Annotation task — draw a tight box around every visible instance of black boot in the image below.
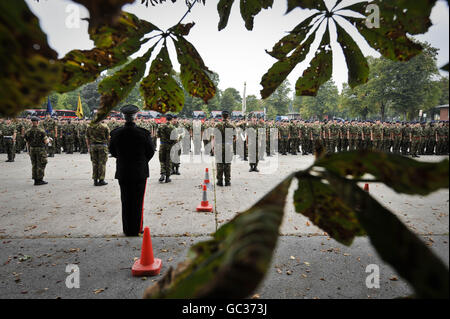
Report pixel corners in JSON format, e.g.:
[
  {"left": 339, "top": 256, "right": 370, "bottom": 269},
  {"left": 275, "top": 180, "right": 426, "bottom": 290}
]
[
  {"left": 94, "top": 179, "right": 98, "bottom": 186},
  {"left": 175, "top": 166, "right": 181, "bottom": 175},
  {"left": 225, "top": 181, "right": 231, "bottom": 187},
  {"left": 254, "top": 166, "right": 260, "bottom": 172},
  {"left": 35, "top": 180, "right": 48, "bottom": 186},
  {"left": 98, "top": 180, "right": 108, "bottom": 186},
  {"left": 159, "top": 175, "right": 165, "bottom": 183},
  {"left": 217, "top": 180, "right": 224, "bottom": 187},
  {"left": 249, "top": 164, "right": 254, "bottom": 172},
  {"left": 165, "top": 175, "right": 171, "bottom": 183}
]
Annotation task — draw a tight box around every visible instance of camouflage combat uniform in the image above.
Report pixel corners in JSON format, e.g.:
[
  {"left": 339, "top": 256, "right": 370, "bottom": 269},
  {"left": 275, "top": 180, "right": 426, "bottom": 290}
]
[
  {"left": 24, "top": 125, "right": 48, "bottom": 181},
  {"left": 86, "top": 122, "right": 110, "bottom": 181}
]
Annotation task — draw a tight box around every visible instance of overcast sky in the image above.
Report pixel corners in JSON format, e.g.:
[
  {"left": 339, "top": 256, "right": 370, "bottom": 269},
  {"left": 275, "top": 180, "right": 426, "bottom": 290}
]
[{"left": 26, "top": 0, "right": 449, "bottom": 98}]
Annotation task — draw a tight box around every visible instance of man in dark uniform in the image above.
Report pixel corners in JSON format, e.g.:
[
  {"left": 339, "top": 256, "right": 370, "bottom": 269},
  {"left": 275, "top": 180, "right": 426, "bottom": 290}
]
[{"left": 109, "top": 105, "right": 155, "bottom": 237}]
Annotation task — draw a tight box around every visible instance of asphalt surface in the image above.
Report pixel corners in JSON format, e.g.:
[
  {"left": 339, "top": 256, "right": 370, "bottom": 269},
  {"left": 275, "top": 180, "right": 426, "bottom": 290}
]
[{"left": 0, "top": 151, "right": 448, "bottom": 299}]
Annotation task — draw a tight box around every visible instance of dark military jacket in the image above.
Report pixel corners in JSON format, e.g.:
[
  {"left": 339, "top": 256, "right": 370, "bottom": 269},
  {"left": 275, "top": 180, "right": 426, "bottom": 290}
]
[{"left": 109, "top": 122, "right": 155, "bottom": 180}]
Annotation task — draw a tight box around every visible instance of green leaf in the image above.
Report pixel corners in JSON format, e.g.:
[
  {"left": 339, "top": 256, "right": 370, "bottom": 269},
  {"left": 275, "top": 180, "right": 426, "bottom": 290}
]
[
  {"left": 95, "top": 45, "right": 156, "bottom": 123},
  {"left": 441, "top": 63, "right": 449, "bottom": 72},
  {"left": 315, "top": 151, "right": 449, "bottom": 196},
  {"left": 327, "top": 173, "right": 449, "bottom": 299},
  {"left": 294, "top": 175, "right": 365, "bottom": 245},
  {"left": 140, "top": 44, "right": 185, "bottom": 114},
  {"left": 286, "top": 0, "right": 326, "bottom": 13},
  {"left": 0, "top": 0, "right": 61, "bottom": 117},
  {"left": 72, "top": 0, "right": 135, "bottom": 28},
  {"left": 168, "top": 22, "right": 196, "bottom": 36},
  {"left": 261, "top": 30, "right": 316, "bottom": 99},
  {"left": 143, "top": 178, "right": 292, "bottom": 299},
  {"left": 295, "top": 26, "right": 332, "bottom": 96},
  {"left": 89, "top": 11, "right": 159, "bottom": 49},
  {"left": 335, "top": 23, "right": 369, "bottom": 88},
  {"left": 56, "top": 12, "right": 156, "bottom": 93},
  {"left": 174, "top": 36, "right": 216, "bottom": 103},
  {"left": 240, "top": 0, "right": 274, "bottom": 31},
  {"left": 266, "top": 12, "right": 322, "bottom": 60},
  {"left": 342, "top": 0, "right": 433, "bottom": 62},
  {"left": 217, "top": 0, "right": 235, "bottom": 31}
]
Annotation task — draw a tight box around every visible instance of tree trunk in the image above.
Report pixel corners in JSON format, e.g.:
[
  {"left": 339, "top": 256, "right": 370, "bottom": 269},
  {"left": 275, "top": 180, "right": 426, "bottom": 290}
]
[{"left": 380, "top": 102, "right": 385, "bottom": 121}]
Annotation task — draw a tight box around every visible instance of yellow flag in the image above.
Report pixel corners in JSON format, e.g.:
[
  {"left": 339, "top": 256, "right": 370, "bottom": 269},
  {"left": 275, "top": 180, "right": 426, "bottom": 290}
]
[{"left": 76, "top": 95, "right": 84, "bottom": 119}]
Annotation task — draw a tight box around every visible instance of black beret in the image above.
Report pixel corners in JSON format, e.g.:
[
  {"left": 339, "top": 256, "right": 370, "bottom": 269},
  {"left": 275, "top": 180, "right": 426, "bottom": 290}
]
[
  {"left": 31, "top": 116, "right": 40, "bottom": 122},
  {"left": 166, "top": 114, "right": 173, "bottom": 121},
  {"left": 120, "top": 104, "right": 139, "bottom": 115},
  {"left": 222, "top": 110, "right": 229, "bottom": 117}
]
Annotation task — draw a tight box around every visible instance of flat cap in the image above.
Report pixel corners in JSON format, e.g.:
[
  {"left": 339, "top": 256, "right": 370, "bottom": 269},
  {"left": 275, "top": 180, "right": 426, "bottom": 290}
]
[{"left": 120, "top": 104, "right": 139, "bottom": 115}]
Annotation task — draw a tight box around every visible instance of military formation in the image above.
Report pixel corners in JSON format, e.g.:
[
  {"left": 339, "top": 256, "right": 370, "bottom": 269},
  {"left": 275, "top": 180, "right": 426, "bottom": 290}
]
[{"left": 1, "top": 115, "right": 449, "bottom": 187}]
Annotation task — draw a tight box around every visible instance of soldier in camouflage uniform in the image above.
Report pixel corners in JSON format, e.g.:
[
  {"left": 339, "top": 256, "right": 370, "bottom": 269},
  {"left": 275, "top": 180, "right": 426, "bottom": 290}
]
[
  {"left": 86, "top": 120, "right": 110, "bottom": 186},
  {"left": 278, "top": 121, "right": 289, "bottom": 155},
  {"left": 63, "top": 119, "right": 76, "bottom": 154},
  {"left": 424, "top": 122, "right": 436, "bottom": 155},
  {"left": 157, "top": 114, "right": 176, "bottom": 183},
  {"left": 348, "top": 121, "right": 359, "bottom": 151},
  {"left": 214, "top": 111, "right": 235, "bottom": 186},
  {"left": 371, "top": 120, "right": 383, "bottom": 151},
  {"left": 78, "top": 119, "right": 88, "bottom": 154},
  {"left": 55, "top": 119, "right": 63, "bottom": 154},
  {"left": 289, "top": 120, "right": 299, "bottom": 155},
  {"left": 436, "top": 121, "right": 446, "bottom": 155},
  {"left": 42, "top": 114, "right": 57, "bottom": 157},
  {"left": 24, "top": 117, "right": 49, "bottom": 185},
  {"left": 392, "top": 121, "right": 403, "bottom": 154},
  {"left": 1, "top": 119, "right": 16, "bottom": 162},
  {"left": 419, "top": 122, "right": 427, "bottom": 155},
  {"left": 410, "top": 122, "right": 422, "bottom": 158},
  {"left": 13, "top": 119, "right": 25, "bottom": 154},
  {"left": 327, "top": 119, "right": 339, "bottom": 154},
  {"left": 401, "top": 122, "right": 411, "bottom": 155}
]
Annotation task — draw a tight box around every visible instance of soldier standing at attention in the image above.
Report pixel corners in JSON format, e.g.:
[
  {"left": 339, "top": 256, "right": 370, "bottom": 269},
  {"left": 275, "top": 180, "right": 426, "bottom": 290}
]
[
  {"left": 43, "top": 114, "right": 57, "bottom": 157},
  {"left": 109, "top": 105, "right": 155, "bottom": 236},
  {"left": 78, "top": 119, "right": 88, "bottom": 154},
  {"left": 157, "top": 114, "right": 176, "bottom": 183},
  {"left": 86, "top": 120, "right": 110, "bottom": 186},
  {"left": 248, "top": 116, "right": 261, "bottom": 172},
  {"left": 213, "top": 111, "right": 235, "bottom": 186},
  {"left": 24, "top": 117, "right": 49, "bottom": 185},
  {"left": 289, "top": 120, "right": 299, "bottom": 155},
  {"left": 2, "top": 118, "right": 16, "bottom": 162},
  {"left": 64, "top": 119, "right": 76, "bottom": 154}
]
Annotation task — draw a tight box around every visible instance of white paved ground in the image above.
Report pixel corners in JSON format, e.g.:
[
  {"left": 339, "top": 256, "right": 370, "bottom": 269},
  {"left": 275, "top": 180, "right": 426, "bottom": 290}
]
[
  {"left": 0, "top": 150, "right": 448, "bottom": 299},
  {"left": 0, "top": 151, "right": 448, "bottom": 239}
]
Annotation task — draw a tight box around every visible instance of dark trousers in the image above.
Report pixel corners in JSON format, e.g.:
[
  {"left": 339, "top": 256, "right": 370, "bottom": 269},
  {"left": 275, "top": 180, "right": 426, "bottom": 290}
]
[{"left": 119, "top": 178, "right": 147, "bottom": 236}]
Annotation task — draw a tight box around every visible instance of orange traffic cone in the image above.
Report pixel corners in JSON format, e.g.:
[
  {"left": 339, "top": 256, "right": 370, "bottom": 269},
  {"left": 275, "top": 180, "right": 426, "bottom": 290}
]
[
  {"left": 132, "top": 227, "right": 162, "bottom": 277},
  {"left": 196, "top": 184, "right": 213, "bottom": 212},
  {"left": 204, "top": 168, "right": 211, "bottom": 189},
  {"left": 364, "top": 183, "right": 369, "bottom": 192}
]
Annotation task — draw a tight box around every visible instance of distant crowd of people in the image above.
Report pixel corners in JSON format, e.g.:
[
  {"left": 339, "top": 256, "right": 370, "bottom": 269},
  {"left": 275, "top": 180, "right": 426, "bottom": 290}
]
[{"left": 1, "top": 116, "right": 449, "bottom": 163}]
